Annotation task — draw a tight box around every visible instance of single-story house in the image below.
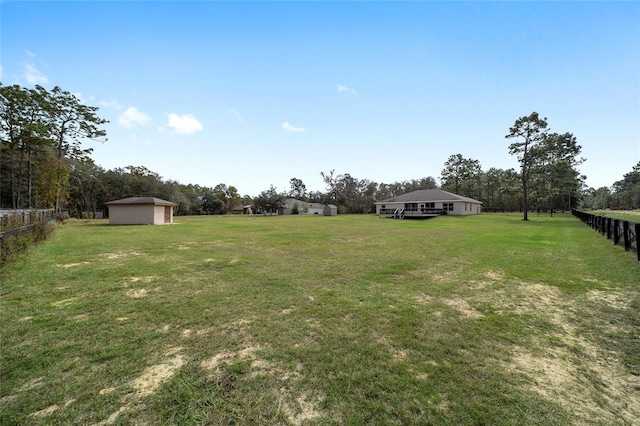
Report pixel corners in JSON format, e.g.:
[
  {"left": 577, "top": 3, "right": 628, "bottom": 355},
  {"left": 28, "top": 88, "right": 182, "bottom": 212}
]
[
  {"left": 231, "top": 205, "right": 254, "bottom": 214},
  {"left": 105, "top": 197, "right": 177, "bottom": 225},
  {"left": 375, "top": 189, "right": 482, "bottom": 218},
  {"left": 280, "top": 198, "right": 333, "bottom": 215}
]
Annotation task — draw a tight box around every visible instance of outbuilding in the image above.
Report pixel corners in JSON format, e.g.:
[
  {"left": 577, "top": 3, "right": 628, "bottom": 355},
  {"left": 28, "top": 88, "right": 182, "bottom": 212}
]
[
  {"left": 106, "top": 197, "right": 177, "bottom": 225},
  {"left": 323, "top": 204, "right": 338, "bottom": 216}
]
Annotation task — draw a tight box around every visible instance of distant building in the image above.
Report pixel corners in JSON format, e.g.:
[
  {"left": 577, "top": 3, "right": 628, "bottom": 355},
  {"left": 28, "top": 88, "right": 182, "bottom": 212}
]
[
  {"left": 232, "top": 205, "right": 254, "bottom": 214},
  {"left": 105, "top": 197, "right": 177, "bottom": 225},
  {"left": 280, "top": 198, "right": 334, "bottom": 215},
  {"left": 375, "top": 189, "right": 482, "bottom": 219},
  {"left": 323, "top": 204, "right": 337, "bottom": 216}
]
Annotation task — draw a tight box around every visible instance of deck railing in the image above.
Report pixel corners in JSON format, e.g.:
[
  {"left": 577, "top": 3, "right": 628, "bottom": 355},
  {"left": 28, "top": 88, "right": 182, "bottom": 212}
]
[{"left": 379, "top": 208, "right": 444, "bottom": 218}]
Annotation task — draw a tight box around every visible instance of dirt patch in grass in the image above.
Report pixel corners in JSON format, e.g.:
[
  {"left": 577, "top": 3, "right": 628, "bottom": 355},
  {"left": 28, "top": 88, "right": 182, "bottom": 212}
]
[
  {"left": 97, "top": 349, "right": 186, "bottom": 425},
  {"left": 442, "top": 298, "right": 484, "bottom": 319},
  {"left": 586, "top": 289, "right": 629, "bottom": 310},
  {"left": 131, "top": 354, "right": 186, "bottom": 398},
  {"left": 280, "top": 393, "right": 323, "bottom": 425},
  {"left": 101, "top": 252, "right": 143, "bottom": 260},
  {"left": 52, "top": 296, "right": 81, "bottom": 307},
  {"left": 126, "top": 288, "right": 147, "bottom": 298},
  {"left": 200, "top": 346, "right": 261, "bottom": 372},
  {"left": 28, "top": 399, "right": 75, "bottom": 419},
  {"left": 57, "top": 262, "right": 90, "bottom": 268},
  {"left": 200, "top": 344, "right": 325, "bottom": 424},
  {"left": 496, "top": 282, "right": 640, "bottom": 424}
]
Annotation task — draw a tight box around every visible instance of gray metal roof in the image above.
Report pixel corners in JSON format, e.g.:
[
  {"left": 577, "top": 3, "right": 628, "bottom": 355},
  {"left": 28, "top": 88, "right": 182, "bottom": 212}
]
[
  {"left": 105, "top": 197, "right": 178, "bottom": 206},
  {"left": 375, "top": 189, "right": 482, "bottom": 204}
]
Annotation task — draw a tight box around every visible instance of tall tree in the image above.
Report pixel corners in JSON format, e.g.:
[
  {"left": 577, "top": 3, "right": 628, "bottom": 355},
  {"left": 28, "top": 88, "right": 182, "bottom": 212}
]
[
  {"left": 288, "top": 177, "right": 307, "bottom": 200},
  {"left": 506, "top": 112, "right": 549, "bottom": 220},
  {"left": 440, "top": 154, "right": 482, "bottom": 198},
  {"left": 0, "top": 84, "right": 50, "bottom": 208},
  {"left": 40, "top": 85, "right": 108, "bottom": 211},
  {"left": 534, "top": 132, "right": 583, "bottom": 212}
]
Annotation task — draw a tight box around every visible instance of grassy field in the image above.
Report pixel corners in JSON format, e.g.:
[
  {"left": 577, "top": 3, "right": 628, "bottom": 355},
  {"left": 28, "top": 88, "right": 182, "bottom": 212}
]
[
  {"left": 1, "top": 213, "right": 639, "bottom": 425},
  {"left": 588, "top": 210, "right": 640, "bottom": 222}
]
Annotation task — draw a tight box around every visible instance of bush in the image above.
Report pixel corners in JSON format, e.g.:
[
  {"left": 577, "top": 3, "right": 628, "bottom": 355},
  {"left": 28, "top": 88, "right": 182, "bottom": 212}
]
[{"left": 0, "top": 220, "right": 57, "bottom": 267}]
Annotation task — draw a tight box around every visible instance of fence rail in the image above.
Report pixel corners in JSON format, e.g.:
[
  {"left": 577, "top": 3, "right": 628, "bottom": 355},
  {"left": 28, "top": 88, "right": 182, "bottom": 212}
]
[
  {"left": 572, "top": 209, "right": 639, "bottom": 261},
  {"left": 0, "top": 209, "right": 55, "bottom": 232},
  {"left": 0, "top": 210, "right": 57, "bottom": 267}
]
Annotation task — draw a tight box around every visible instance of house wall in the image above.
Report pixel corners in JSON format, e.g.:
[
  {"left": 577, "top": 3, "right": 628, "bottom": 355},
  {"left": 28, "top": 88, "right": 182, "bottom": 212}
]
[
  {"left": 376, "top": 202, "right": 404, "bottom": 215},
  {"left": 153, "top": 205, "right": 174, "bottom": 224},
  {"left": 109, "top": 205, "right": 155, "bottom": 225}
]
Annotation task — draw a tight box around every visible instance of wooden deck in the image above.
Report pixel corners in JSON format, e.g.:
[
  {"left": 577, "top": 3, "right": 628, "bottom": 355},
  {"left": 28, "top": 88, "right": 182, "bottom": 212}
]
[{"left": 379, "top": 208, "right": 444, "bottom": 219}]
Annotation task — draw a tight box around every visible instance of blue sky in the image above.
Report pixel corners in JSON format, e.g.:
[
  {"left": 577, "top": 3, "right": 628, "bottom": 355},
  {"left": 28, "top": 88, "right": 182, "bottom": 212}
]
[{"left": 2, "top": 1, "right": 638, "bottom": 197}]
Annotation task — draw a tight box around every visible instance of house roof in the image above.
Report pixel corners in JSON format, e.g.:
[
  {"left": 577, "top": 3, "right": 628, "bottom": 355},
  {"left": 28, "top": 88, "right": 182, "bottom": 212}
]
[
  {"left": 106, "top": 197, "right": 178, "bottom": 207},
  {"left": 375, "top": 189, "right": 482, "bottom": 204}
]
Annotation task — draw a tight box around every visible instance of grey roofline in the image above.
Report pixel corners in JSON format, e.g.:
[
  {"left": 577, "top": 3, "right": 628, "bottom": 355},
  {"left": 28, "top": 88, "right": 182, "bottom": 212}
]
[
  {"left": 374, "top": 189, "right": 483, "bottom": 205},
  {"left": 105, "top": 197, "right": 178, "bottom": 207}
]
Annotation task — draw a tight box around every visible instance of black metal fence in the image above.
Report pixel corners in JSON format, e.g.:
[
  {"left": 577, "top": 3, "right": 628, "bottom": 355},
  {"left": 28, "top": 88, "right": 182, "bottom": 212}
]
[{"left": 572, "top": 209, "right": 639, "bottom": 261}]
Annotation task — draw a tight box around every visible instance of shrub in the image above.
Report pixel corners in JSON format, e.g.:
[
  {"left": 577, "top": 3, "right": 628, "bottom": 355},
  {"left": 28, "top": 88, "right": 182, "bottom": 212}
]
[{"left": 0, "top": 220, "right": 57, "bottom": 267}]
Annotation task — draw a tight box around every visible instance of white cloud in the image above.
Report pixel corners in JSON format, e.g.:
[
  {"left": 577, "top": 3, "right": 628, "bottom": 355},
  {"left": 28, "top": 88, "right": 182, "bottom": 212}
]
[
  {"left": 337, "top": 84, "right": 357, "bottom": 96},
  {"left": 119, "top": 107, "right": 151, "bottom": 128},
  {"left": 282, "top": 121, "right": 305, "bottom": 133},
  {"left": 23, "top": 50, "right": 48, "bottom": 85},
  {"left": 167, "top": 113, "right": 203, "bottom": 134},
  {"left": 99, "top": 98, "right": 123, "bottom": 109},
  {"left": 25, "top": 64, "right": 48, "bottom": 85}
]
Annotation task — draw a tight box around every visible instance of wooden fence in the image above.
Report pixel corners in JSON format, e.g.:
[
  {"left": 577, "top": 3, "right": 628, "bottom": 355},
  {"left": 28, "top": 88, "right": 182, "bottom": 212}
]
[
  {"left": 0, "top": 210, "right": 56, "bottom": 267},
  {"left": 0, "top": 209, "right": 55, "bottom": 232},
  {"left": 572, "top": 209, "right": 640, "bottom": 261}
]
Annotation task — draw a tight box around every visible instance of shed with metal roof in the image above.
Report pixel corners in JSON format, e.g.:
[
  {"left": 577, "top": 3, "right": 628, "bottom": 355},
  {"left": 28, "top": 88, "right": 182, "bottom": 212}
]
[{"left": 105, "top": 197, "right": 177, "bottom": 225}]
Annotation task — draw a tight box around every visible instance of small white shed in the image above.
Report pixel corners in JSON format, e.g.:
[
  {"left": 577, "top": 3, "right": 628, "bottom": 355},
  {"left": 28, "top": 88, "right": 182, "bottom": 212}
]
[{"left": 106, "top": 197, "right": 177, "bottom": 225}]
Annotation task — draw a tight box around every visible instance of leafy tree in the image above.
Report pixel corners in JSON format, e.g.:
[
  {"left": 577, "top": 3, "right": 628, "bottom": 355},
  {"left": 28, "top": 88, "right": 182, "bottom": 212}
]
[
  {"left": 506, "top": 112, "right": 549, "bottom": 220},
  {"left": 38, "top": 86, "right": 108, "bottom": 211},
  {"left": 0, "top": 84, "right": 50, "bottom": 208},
  {"left": 440, "top": 154, "right": 482, "bottom": 198},
  {"left": 589, "top": 186, "right": 612, "bottom": 210},
  {"left": 200, "top": 187, "right": 225, "bottom": 214},
  {"left": 526, "top": 132, "right": 583, "bottom": 214},
  {"left": 66, "top": 158, "right": 106, "bottom": 217},
  {"left": 611, "top": 162, "right": 640, "bottom": 209},
  {"left": 289, "top": 177, "right": 307, "bottom": 200},
  {"left": 37, "top": 157, "right": 69, "bottom": 208},
  {"left": 320, "top": 170, "right": 339, "bottom": 205},
  {"left": 253, "top": 185, "right": 284, "bottom": 214}
]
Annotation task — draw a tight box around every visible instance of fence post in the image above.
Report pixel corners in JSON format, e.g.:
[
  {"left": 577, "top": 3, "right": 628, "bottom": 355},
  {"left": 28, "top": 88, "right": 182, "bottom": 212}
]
[
  {"left": 636, "top": 223, "right": 640, "bottom": 261},
  {"left": 614, "top": 219, "right": 620, "bottom": 245},
  {"left": 606, "top": 217, "right": 612, "bottom": 240},
  {"left": 623, "top": 221, "right": 630, "bottom": 251}
]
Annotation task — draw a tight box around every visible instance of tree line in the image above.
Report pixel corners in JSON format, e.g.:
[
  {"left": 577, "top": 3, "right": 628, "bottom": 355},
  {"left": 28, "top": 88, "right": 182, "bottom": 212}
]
[{"left": 2, "top": 83, "right": 636, "bottom": 217}]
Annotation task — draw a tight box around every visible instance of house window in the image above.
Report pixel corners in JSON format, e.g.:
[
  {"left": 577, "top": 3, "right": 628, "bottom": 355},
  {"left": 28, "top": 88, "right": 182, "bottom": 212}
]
[
  {"left": 405, "top": 203, "right": 418, "bottom": 211},
  {"left": 444, "top": 203, "right": 454, "bottom": 211}
]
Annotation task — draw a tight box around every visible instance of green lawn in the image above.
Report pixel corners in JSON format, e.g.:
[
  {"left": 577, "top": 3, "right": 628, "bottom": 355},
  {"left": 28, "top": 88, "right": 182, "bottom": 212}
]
[
  {"left": 589, "top": 210, "right": 640, "bottom": 222},
  {"left": 1, "top": 213, "right": 639, "bottom": 425}
]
